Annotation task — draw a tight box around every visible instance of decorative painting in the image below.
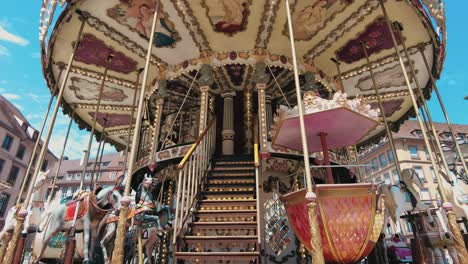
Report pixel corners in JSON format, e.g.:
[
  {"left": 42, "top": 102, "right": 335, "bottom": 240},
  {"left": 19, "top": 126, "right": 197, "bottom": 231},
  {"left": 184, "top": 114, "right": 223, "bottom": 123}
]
[
  {"left": 89, "top": 112, "right": 132, "bottom": 128},
  {"left": 201, "top": 0, "right": 252, "bottom": 36},
  {"left": 69, "top": 77, "right": 128, "bottom": 102},
  {"left": 356, "top": 62, "right": 417, "bottom": 91},
  {"left": 369, "top": 99, "right": 404, "bottom": 118},
  {"left": 107, "top": 0, "right": 180, "bottom": 48},
  {"left": 336, "top": 16, "right": 402, "bottom": 64},
  {"left": 285, "top": 0, "right": 354, "bottom": 41},
  {"left": 224, "top": 64, "right": 246, "bottom": 86},
  {"left": 75, "top": 34, "right": 138, "bottom": 74}
]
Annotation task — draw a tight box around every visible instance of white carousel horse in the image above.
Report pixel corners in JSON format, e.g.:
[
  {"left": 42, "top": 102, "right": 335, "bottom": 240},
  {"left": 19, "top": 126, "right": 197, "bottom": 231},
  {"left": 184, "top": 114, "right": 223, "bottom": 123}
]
[
  {"left": 0, "top": 170, "right": 51, "bottom": 242},
  {"left": 382, "top": 168, "right": 436, "bottom": 234},
  {"left": 33, "top": 185, "right": 123, "bottom": 263}
]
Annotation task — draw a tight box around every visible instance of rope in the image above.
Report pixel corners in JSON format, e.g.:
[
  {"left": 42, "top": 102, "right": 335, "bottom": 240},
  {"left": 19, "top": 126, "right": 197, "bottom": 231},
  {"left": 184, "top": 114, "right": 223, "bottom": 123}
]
[
  {"left": 267, "top": 64, "right": 291, "bottom": 108},
  {"left": 161, "top": 69, "right": 200, "bottom": 149}
]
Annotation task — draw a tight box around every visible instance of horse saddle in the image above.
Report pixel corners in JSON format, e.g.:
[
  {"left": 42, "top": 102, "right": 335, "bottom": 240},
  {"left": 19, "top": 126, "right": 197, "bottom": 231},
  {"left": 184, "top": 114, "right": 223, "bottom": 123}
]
[{"left": 64, "top": 195, "right": 89, "bottom": 222}]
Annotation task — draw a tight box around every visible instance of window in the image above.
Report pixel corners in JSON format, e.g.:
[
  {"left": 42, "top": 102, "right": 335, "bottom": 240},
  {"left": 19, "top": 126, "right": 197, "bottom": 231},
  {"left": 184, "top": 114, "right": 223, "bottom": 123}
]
[
  {"left": 365, "top": 165, "right": 372, "bottom": 176},
  {"left": 371, "top": 159, "right": 379, "bottom": 172},
  {"left": 85, "top": 173, "right": 91, "bottom": 180},
  {"left": 384, "top": 173, "right": 391, "bottom": 185},
  {"left": 408, "top": 146, "right": 419, "bottom": 158},
  {"left": 424, "top": 147, "right": 429, "bottom": 159},
  {"left": 75, "top": 173, "right": 82, "bottom": 180},
  {"left": 0, "top": 193, "right": 10, "bottom": 217},
  {"left": 71, "top": 187, "right": 78, "bottom": 195},
  {"left": 374, "top": 176, "right": 383, "bottom": 184},
  {"left": 405, "top": 220, "right": 413, "bottom": 233},
  {"left": 387, "top": 150, "right": 395, "bottom": 162},
  {"left": 7, "top": 166, "right": 19, "bottom": 186},
  {"left": 102, "top": 161, "right": 110, "bottom": 167},
  {"left": 0, "top": 159, "right": 4, "bottom": 174},
  {"left": 118, "top": 161, "right": 124, "bottom": 167},
  {"left": 61, "top": 188, "right": 68, "bottom": 199},
  {"left": 414, "top": 166, "right": 426, "bottom": 183},
  {"left": 420, "top": 188, "right": 432, "bottom": 206},
  {"left": 1, "top": 135, "right": 13, "bottom": 151},
  {"left": 109, "top": 171, "right": 117, "bottom": 180},
  {"left": 440, "top": 132, "right": 452, "bottom": 139},
  {"left": 430, "top": 167, "right": 438, "bottom": 183},
  {"left": 66, "top": 173, "right": 73, "bottom": 180},
  {"left": 379, "top": 153, "right": 388, "bottom": 167},
  {"left": 386, "top": 225, "right": 393, "bottom": 236},
  {"left": 392, "top": 170, "right": 399, "bottom": 184},
  {"left": 411, "top": 130, "right": 423, "bottom": 138},
  {"left": 16, "top": 144, "right": 26, "bottom": 160},
  {"left": 41, "top": 160, "right": 48, "bottom": 171}
]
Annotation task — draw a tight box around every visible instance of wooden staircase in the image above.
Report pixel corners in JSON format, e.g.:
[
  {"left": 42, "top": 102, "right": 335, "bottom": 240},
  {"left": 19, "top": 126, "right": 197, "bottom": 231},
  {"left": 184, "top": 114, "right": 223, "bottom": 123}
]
[{"left": 174, "top": 156, "right": 260, "bottom": 263}]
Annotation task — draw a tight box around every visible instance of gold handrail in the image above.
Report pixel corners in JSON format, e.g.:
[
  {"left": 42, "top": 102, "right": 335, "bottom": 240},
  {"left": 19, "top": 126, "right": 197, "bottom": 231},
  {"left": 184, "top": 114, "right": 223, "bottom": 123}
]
[{"left": 177, "top": 118, "right": 216, "bottom": 170}]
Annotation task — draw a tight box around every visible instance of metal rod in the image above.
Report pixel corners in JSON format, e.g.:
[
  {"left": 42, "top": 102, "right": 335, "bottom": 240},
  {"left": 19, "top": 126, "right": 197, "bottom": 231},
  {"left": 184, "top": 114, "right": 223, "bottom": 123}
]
[
  {"left": 418, "top": 47, "right": 468, "bottom": 178},
  {"left": 90, "top": 119, "right": 107, "bottom": 190},
  {"left": 16, "top": 68, "right": 63, "bottom": 204},
  {"left": 396, "top": 25, "right": 453, "bottom": 184},
  {"left": 331, "top": 58, "right": 344, "bottom": 92},
  {"left": 361, "top": 41, "right": 403, "bottom": 182},
  {"left": 4, "top": 16, "right": 86, "bottom": 264},
  {"left": 122, "top": 69, "right": 143, "bottom": 176},
  {"left": 378, "top": 1, "right": 468, "bottom": 261},
  {"left": 319, "top": 132, "right": 334, "bottom": 184},
  {"left": 112, "top": 0, "right": 160, "bottom": 261},
  {"left": 72, "top": 53, "right": 112, "bottom": 227},
  {"left": 267, "top": 64, "right": 291, "bottom": 108},
  {"left": 94, "top": 138, "right": 106, "bottom": 189},
  {"left": 47, "top": 110, "right": 74, "bottom": 204},
  {"left": 161, "top": 70, "right": 200, "bottom": 150},
  {"left": 285, "top": 0, "right": 325, "bottom": 262}
]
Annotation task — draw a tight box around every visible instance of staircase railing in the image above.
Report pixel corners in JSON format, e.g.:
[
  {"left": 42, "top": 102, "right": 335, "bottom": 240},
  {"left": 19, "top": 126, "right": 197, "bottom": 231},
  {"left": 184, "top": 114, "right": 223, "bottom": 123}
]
[{"left": 173, "top": 118, "right": 216, "bottom": 244}]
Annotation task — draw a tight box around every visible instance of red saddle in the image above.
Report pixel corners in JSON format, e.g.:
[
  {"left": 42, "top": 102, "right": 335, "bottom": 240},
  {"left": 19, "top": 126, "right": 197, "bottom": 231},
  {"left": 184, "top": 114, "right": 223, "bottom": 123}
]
[{"left": 64, "top": 196, "right": 88, "bottom": 222}]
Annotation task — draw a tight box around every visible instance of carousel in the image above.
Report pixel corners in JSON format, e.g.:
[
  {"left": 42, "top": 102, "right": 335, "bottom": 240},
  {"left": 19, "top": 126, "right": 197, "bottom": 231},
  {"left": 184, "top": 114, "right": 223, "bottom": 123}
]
[{"left": 0, "top": 0, "right": 467, "bottom": 263}]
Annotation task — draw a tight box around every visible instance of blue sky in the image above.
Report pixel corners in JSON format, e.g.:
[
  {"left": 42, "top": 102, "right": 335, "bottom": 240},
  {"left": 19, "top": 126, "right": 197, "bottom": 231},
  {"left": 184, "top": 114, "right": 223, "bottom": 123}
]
[{"left": 0, "top": 1, "right": 467, "bottom": 159}]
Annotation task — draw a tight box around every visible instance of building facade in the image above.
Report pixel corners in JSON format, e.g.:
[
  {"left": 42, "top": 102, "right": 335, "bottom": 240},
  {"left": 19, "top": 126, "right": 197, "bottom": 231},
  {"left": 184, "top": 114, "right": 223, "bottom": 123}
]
[
  {"left": 48, "top": 152, "right": 125, "bottom": 202},
  {"left": 359, "top": 120, "right": 468, "bottom": 237},
  {"left": 0, "top": 95, "right": 58, "bottom": 227}
]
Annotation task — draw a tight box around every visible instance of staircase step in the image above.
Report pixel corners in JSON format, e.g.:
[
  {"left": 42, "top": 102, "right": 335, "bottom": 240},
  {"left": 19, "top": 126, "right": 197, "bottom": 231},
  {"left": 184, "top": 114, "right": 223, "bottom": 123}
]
[
  {"left": 212, "top": 166, "right": 255, "bottom": 172},
  {"left": 199, "top": 199, "right": 256, "bottom": 208},
  {"left": 190, "top": 221, "right": 258, "bottom": 228},
  {"left": 207, "top": 179, "right": 255, "bottom": 185},
  {"left": 206, "top": 182, "right": 254, "bottom": 188},
  {"left": 210, "top": 171, "right": 255, "bottom": 177},
  {"left": 175, "top": 251, "right": 259, "bottom": 261},
  {"left": 184, "top": 235, "right": 258, "bottom": 242},
  {"left": 197, "top": 209, "right": 256, "bottom": 217},
  {"left": 206, "top": 187, "right": 255, "bottom": 192}
]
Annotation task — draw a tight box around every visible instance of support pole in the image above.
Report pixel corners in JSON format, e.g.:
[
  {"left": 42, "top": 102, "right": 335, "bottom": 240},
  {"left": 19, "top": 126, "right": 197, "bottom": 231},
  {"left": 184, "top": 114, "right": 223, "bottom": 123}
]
[
  {"left": 361, "top": 42, "right": 403, "bottom": 180},
  {"left": 319, "top": 132, "right": 333, "bottom": 184},
  {"left": 112, "top": 0, "right": 160, "bottom": 262},
  {"left": 418, "top": 46, "right": 468, "bottom": 178},
  {"left": 4, "top": 17, "right": 86, "bottom": 264},
  {"left": 378, "top": 1, "right": 468, "bottom": 262},
  {"left": 64, "top": 53, "right": 112, "bottom": 263},
  {"left": 285, "top": 0, "right": 324, "bottom": 262},
  {"left": 331, "top": 58, "right": 344, "bottom": 92},
  {"left": 122, "top": 69, "right": 143, "bottom": 175},
  {"left": 91, "top": 117, "right": 108, "bottom": 190},
  {"left": 16, "top": 68, "right": 63, "bottom": 204},
  {"left": 47, "top": 110, "right": 74, "bottom": 204}
]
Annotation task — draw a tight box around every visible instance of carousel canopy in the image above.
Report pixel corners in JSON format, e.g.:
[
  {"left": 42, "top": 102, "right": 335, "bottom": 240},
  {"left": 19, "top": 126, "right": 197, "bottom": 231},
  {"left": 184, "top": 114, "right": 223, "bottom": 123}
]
[{"left": 41, "top": 0, "right": 444, "bottom": 149}]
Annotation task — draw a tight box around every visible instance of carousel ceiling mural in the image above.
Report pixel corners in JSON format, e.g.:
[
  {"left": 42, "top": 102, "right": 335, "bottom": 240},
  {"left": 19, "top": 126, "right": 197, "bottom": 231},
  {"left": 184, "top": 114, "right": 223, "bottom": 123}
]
[{"left": 42, "top": 0, "right": 442, "bottom": 148}]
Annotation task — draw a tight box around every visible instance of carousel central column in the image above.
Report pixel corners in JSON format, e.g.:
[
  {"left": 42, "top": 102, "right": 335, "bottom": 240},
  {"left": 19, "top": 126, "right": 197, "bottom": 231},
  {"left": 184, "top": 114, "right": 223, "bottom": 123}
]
[
  {"left": 221, "top": 90, "right": 236, "bottom": 155},
  {"left": 198, "top": 64, "right": 214, "bottom": 134},
  {"left": 254, "top": 62, "right": 271, "bottom": 153},
  {"left": 265, "top": 94, "right": 273, "bottom": 140}
]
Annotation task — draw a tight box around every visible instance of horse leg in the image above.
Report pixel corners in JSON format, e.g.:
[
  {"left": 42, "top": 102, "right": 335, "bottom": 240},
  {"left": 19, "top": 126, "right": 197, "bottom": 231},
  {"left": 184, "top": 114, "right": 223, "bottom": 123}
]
[
  {"left": 101, "top": 223, "right": 116, "bottom": 262},
  {"left": 82, "top": 218, "right": 91, "bottom": 263},
  {"left": 145, "top": 228, "right": 159, "bottom": 264},
  {"left": 35, "top": 213, "right": 62, "bottom": 262}
]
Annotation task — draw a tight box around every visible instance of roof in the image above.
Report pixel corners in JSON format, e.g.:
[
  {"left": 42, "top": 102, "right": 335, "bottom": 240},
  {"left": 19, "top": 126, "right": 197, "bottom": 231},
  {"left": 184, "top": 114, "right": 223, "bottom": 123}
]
[
  {"left": 393, "top": 120, "right": 468, "bottom": 140},
  {"left": 53, "top": 152, "right": 123, "bottom": 175}
]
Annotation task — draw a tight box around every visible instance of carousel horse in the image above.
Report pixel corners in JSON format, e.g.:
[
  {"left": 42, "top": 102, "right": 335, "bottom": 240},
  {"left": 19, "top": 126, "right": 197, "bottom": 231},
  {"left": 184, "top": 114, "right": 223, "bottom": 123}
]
[
  {"left": 0, "top": 170, "right": 51, "bottom": 242},
  {"left": 99, "top": 177, "right": 172, "bottom": 264},
  {"left": 33, "top": 185, "right": 123, "bottom": 263},
  {"left": 381, "top": 168, "right": 436, "bottom": 234}
]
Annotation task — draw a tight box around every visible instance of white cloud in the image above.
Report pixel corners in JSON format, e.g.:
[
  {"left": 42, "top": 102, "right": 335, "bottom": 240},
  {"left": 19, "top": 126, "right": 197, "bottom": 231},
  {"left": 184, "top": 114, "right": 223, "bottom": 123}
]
[
  {"left": 0, "top": 44, "right": 9, "bottom": 56},
  {"left": 0, "top": 25, "right": 29, "bottom": 46},
  {"left": 3, "top": 93, "right": 20, "bottom": 100}
]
